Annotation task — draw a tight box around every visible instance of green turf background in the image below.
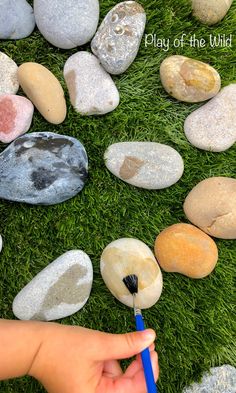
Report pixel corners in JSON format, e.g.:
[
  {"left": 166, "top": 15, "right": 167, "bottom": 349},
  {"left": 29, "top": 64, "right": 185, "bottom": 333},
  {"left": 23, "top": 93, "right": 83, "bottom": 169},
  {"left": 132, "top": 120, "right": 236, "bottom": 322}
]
[{"left": 0, "top": 0, "right": 236, "bottom": 392}]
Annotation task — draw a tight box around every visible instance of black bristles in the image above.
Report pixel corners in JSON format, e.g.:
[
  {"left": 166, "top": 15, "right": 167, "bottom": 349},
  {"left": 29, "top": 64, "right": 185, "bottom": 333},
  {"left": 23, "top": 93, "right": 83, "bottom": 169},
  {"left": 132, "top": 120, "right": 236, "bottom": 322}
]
[{"left": 123, "top": 274, "right": 138, "bottom": 295}]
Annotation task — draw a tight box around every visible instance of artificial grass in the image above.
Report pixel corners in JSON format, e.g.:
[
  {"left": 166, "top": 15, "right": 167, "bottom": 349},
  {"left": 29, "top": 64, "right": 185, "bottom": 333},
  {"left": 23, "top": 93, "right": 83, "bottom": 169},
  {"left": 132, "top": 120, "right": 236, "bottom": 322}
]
[{"left": 0, "top": 0, "right": 236, "bottom": 392}]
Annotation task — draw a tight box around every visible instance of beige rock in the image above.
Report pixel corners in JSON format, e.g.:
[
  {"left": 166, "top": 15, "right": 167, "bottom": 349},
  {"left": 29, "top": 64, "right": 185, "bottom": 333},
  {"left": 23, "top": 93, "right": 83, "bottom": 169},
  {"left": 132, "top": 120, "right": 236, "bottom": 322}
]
[
  {"left": 184, "top": 177, "right": 236, "bottom": 239},
  {"left": 18, "top": 62, "right": 66, "bottom": 124},
  {"left": 192, "top": 0, "right": 233, "bottom": 25},
  {"left": 160, "top": 55, "right": 221, "bottom": 103},
  {"left": 100, "top": 238, "right": 163, "bottom": 309},
  {"left": 155, "top": 223, "right": 218, "bottom": 279}
]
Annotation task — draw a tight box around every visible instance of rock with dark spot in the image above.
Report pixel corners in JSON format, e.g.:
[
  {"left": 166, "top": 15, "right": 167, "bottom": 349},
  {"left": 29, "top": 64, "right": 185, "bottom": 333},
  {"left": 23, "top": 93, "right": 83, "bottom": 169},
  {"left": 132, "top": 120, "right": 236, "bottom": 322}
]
[
  {"left": 13, "top": 250, "right": 93, "bottom": 321},
  {"left": 0, "top": 0, "right": 35, "bottom": 39},
  {"left": 0, "top": 132, "right": 88, "bottom": 205}
]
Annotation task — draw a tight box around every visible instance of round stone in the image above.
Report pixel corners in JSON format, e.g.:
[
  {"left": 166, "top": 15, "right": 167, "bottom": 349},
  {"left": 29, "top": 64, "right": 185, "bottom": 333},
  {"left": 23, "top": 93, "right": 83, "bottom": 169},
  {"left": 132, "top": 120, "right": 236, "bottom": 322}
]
[
  {"left": 12, "top": 250, "right": 93, "bottom": 321},
  {"left": 184, "top": 177, "right": 236, "bottom": 239},
  {"left": 160, "top": 55, "right": 221, "bottom": 103},
  {"left": 104, "top": 142, "right": 184, "bottom": 189},
  {"left": 154, "top": 223, "right": 218, "bottom": 279},
  {"left": 0, "top": 0, "right": 35, "bottom": 39},
  {"left": 100, "top": 238, "right": 163, "bottom": 309},
  {"left": 192, "top": 0, "right": 233, "bottom": 25},
  {"left": 184, "top": 84, "right": 236, "bottom": 152},
  {"left": 18, "top": 62, "right": 67, "bottom": 124},
  {"left": 34, "top": 0, "right": 99, "bottom": 49},
  {"left": 0, "top": 52, "right": 19, "bottom": 95},
  {"left": 91, "top": 1, "right": 146, "bottom": 75},
  {"left": 64, "top": 52, "right": 120, "bottom": 116}
]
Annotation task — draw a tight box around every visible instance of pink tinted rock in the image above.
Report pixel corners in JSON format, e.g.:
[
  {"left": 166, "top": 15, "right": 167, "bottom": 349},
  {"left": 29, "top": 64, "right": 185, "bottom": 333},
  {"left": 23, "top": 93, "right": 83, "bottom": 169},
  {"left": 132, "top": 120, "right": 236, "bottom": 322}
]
[{"left": 0, "top": 95, "right": 34, "bottom": 143}]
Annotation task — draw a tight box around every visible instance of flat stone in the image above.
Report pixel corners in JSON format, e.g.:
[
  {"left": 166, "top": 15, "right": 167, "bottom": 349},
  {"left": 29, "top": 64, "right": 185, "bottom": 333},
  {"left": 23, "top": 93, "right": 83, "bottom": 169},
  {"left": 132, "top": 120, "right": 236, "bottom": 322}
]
[
  {"left": 155, "top": 223, "right": 218, "bottom": 278},
  {"left": 64, "top": 52, "right": 120, "bottom": 116},
  {"left": 160, "top": 55, "right": 221, "bottom": 103},
  {"left": 13, "top": 250, "right": 93, "bottom": 321},
  {"left": 183, "top": 365, "right": 236, "bottom": 393},
  {"left": 184, "top": 84, "right": 236, "bottom": 152},
  {"left": 0, "top": 94, "right": 34, "bottom": 143},
  {"left": 0, "top": 52, "right": 19, "bottom": 95},
  {"left": 0, "top": 132, "right": 88, "bottom": 205},
  {"left": 100, "top": 238, "right": 163, "bottom": 309},
  {"left": 184, "top": 177, "right": 236, "bottom": 239},
  {"left": 0, "top": 0, "right": 35, "bottom": 39},
  {"left": 91, "top": 1, "right": 146, "bottom": 75},
  {"left": 104, "top": 142, "right": 184, "bottom": 189},
  {"left": 18, "top": 62, "right": 67, "bottom": 125},
  {"left": 34, "top": 0, "right": 99, "bottom": 49},
  {"left": 192, "top": 0, "right": 233, "bottom": 25}
]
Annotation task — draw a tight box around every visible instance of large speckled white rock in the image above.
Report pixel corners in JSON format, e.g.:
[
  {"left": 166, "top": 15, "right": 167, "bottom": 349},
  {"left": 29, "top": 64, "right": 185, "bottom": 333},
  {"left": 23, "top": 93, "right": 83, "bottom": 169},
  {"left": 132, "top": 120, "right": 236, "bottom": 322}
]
[
  {"left": 13, "top": 250, "right": 93, "bottom": 321},
  {"left": 104, "top": 142, "right": 184, "bottom": 189},
  {"left": 0, "top": 52, "right": 19, "bottom": 95},
  {"left": 100, "top": 238, "right": 163, "bottom": 309},
  {"left": 192, "top": 0, "right": 233, "bottom": 25},
  {"left": 184, "top": 84, "right": 236, "bottom": 152},
  {"left": 64, "top": 52, "right": 120, "bottom": 116},
  {"left": 0, "top": 0, "right": 35, "bottom": 39},
  {"left": 34, "top": 0, "right": 99, "bottom": 49},
  {"left": 91, "top": 1, "right": 146, "bottom": 75}
]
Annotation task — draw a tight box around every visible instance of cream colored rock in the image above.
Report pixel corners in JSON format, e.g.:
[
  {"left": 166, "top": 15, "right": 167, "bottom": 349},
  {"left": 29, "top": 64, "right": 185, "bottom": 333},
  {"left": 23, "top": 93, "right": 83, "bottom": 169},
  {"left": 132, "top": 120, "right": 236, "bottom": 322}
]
[
  {"left": 184, "top": 177, "right": 236, "bottom": 239},
  {"left": 100, "top": 238, "right": 163, "bottom": 309},
  {"left": 192, "top": 0, "right": 233, "bottom": 25},
  {"left": 160, "top": 55, "right": 221, "bottom": 103},
  {"left": 155, "top": 223, "right": 218, "bottom": 279},
  {"left": 18, "top": 62, "right": 66, "bottom": 124}
]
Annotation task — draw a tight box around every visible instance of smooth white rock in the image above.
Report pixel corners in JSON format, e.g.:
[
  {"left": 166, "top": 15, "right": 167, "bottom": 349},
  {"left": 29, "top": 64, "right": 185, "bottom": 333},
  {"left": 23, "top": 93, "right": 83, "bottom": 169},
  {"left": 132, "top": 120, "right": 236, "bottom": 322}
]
[{"left": 0, "top": 52, "right": 19, "bottom": 95}]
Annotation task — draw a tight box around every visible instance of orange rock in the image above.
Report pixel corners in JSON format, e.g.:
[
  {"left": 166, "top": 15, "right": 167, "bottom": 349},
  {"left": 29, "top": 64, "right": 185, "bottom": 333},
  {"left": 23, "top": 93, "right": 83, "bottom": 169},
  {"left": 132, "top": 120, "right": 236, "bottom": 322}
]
[{"left": 154, "top": 223, "right": 218, "bottom": 279}]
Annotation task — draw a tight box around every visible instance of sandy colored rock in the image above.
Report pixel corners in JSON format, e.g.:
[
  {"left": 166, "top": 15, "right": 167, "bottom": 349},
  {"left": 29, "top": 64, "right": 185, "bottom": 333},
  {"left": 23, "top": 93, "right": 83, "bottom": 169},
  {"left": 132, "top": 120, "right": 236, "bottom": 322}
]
[
  {"left": 100, "top": 238, "right": 163, "bottom": 309},
  {"left": 155, "top": 223, "right": 218, "bottom": 279},
  {"left": 192, "top": 0, "right": 233, "bottom": 25},
  {"left": 18, "top": 62, "right": 66, "bottom": 124},
  {"left": 160, "top": 55, "right": 221, "bottom": 103},
  {"left": 184, "top": 177, "right": 236, "bottom": 239},
  {"left": 0, "top": 52, "right": 19, "bottom": 95}
]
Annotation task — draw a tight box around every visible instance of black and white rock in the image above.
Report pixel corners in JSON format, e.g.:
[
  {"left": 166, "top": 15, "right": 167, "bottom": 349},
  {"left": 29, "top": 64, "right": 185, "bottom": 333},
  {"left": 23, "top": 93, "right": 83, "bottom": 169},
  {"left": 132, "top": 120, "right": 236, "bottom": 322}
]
[
  {"left": 104, "top": 142, "right": 184, "bottom": 189},
  {"left": 0, "top": 132, "right": 88, "bottom": 205},
  {"left": 183, "top": 365, "right": 236, "bottom": 393},
  {"left": 0, "top": 0, "right": 35, "bottom": 39},
  {"left": 0, "top": 52, "right": 19, "bottom": 95},
  {"left": 13, "top": 250, "right": 93, "bottom": 321},
  {"left": 91, "top": 1, "right": 146, "bottom": 75},
  {"left": 34, "top": 0, "right": 99, "bottom": 49},
  {"left": 64, "top": 52, "right": 120, "bottom": 115}
]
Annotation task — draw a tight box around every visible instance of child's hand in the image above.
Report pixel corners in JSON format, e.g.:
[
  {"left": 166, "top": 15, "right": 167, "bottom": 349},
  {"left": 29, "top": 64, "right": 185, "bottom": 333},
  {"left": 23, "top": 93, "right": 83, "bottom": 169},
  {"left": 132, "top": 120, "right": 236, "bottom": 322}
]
[{"left": 29, "top": 323, "right": 158, "bottom": 393}]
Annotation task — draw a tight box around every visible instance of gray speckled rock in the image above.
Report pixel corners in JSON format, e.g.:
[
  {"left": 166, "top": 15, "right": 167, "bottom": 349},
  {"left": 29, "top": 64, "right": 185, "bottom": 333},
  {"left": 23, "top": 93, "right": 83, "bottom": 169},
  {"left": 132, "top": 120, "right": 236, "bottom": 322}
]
[
  {"left": 0, "top": 0, "right": 35, "bottom": 39},
  {"left": 91, "top": 1, "right": 146, "bottom": 75},
  {"left": 64, "top": 52, "right": 120, "bottom": 116},
  {"left": 184, "top": 84, "right": 236, "bottom": 152},
  {"left": 192, "top": 0, "right": 233, "bottom": 25},
  {"left": 0, "top": 52, "right": 19, "bottom": 95},
  {"left": 104, "top": 142, "right": 184, "bottom": 189},
  {"left": 183, "top": 365, "right": 236, "bottom": 393},
  {"left": 13, "top": 250, "right": 93, "bottom": 321},
  {"left": 0, "top": 132, "right": 88, "bottom": 205},
  {"left": 34, "top": 0, "right": 99, "bottom": 49}
]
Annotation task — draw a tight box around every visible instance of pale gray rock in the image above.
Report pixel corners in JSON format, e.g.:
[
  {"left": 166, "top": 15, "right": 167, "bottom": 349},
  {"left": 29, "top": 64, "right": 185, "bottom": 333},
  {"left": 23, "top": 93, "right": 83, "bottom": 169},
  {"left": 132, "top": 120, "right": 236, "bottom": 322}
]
[
  {"left": 91, "top": 1, "right": 146, "bottom": 75},
  {"left": 13, "top": 250, "right": 93, "bottom": 321},
  {"left": 0, "top": 52, "right": 19, "bottom": 95},
  {"left": 184, "top": 84, "right": 236, "bottom": 152},
  {"left": 104, "top": 142, "right": 184, "bottom": 189},
  {"left": 64, "top": 52, "right": 120, "bottom": 115},
  {"left": 192, "top": 0, "right": 233, "bottom": 25},
  {"left": 0, "top": 0, "right": 35, "bottom": 39},
  {"left": 183, "top": 365, "right": 236, "bottom": 393},
  {"left": 34, "top": 0, "right": 99, "bottom": 49}
]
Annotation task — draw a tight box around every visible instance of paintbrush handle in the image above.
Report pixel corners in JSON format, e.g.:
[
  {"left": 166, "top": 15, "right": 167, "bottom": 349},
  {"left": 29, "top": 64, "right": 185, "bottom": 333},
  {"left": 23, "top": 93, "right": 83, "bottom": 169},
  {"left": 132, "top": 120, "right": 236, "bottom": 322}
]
[{"left": 135, "top": 314, "right": 157, "bottom": 393}]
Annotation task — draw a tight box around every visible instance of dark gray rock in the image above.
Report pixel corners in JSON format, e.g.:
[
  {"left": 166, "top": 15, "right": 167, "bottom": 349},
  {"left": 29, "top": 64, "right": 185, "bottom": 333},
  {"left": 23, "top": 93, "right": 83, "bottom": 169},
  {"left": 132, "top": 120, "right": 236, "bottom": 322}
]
[
  {"left": 0, "top": 0, "right": 35, "bottom": 39},
  {"left": 0, "top": 132, "right": 88, "bottom": 205}
]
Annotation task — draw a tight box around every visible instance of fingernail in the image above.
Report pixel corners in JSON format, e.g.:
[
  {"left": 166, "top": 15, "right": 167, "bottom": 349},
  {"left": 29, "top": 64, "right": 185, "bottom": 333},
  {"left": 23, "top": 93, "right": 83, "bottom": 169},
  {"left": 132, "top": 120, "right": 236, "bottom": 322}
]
[{"left": 142, "top": 329, "right": 156, "bottom": 342}]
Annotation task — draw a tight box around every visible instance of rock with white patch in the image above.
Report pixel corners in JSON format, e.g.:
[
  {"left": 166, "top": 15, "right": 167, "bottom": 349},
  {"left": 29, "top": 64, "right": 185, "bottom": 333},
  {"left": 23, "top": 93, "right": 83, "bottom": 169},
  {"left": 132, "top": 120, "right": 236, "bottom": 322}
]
[
  {"left": 192, "top": 0, "right": 233, "bottom": 25},
  {"left": 64, "top": 52, "right": 120, "bottom": 115},
  {"left": 13, "top": 250, "right": 93, "bottom": 321},
  {"left": 0, "top": 0, "right": 35, "bottom": 39},
  {"left": 104, "top": 142, "right": 184, "bottom": 189},
  {"left": 0, "top": 52, "right": 19, "bottom": 95},
  {"left": 91, "top": 1, "right": 146, "bottom": 75}
]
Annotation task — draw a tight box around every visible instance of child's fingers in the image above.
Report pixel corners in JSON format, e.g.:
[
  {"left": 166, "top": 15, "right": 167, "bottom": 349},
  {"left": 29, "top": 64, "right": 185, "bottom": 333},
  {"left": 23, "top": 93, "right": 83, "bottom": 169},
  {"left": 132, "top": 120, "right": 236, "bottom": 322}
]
[
  {"left": 103, "top": 359, "right": 123, "bottom": 378},
  {"left": 124, "top": 350, "right": 158, "bottom": 378}
]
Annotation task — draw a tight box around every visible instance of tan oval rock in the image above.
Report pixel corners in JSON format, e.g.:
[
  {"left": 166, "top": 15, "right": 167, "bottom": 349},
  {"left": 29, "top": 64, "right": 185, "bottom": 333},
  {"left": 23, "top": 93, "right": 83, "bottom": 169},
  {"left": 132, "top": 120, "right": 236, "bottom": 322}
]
[
  {"left": 160, "top": 55, "right": 221, "bottom": 103},
  {"left": 100, "top": 238, "right": 163, "bottom": 309},
  {"left": 192, "top": 0, "right": 233, "bottom": 26},
  {"left": 18, "top": 62, "right": 66, "bottom": 124},
  {"left": 155, "top": 223, "right": 218, "bottom": 279},
  {"left": 184, "top": 177, "right": 236, "bottom": 239}
]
